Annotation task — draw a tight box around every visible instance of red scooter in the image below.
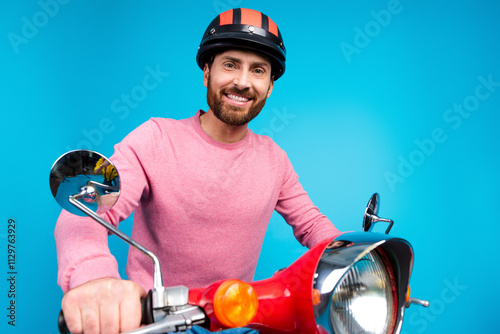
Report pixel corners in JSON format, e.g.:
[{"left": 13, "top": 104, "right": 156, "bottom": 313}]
[{"left": 50, "top": 150, "right": 428, "bottom": 333}]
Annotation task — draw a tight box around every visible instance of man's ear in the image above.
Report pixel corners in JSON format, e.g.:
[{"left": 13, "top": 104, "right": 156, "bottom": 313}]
[{"left": 203, "top": 63, "right": 209, "bottom": 88}]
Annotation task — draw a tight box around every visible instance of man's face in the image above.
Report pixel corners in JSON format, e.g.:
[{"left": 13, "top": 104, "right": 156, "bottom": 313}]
[{"left": 203, "top": 49, "right": 275, "bottom": 126}]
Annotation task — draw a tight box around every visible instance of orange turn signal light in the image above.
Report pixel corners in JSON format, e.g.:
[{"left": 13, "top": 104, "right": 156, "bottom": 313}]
[
  {"left": 213, "top": 279, "right": 259, "bottom": 328},
  {"left": 312, "top": 288, "right": 321, "bottom": 306},
  {"left": 406, "top": 285, "right": 411, "bottom": 303}
]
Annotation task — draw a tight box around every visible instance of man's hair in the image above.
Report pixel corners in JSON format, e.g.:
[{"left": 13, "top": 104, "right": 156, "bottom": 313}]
[{"left": 205, "top": 52, "right": 217, "bottom": 70}]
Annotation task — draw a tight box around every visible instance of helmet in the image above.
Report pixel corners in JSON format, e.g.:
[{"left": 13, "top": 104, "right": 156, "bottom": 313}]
[{"left": 196, "top": 8, "right": 286, "bottom": 80}]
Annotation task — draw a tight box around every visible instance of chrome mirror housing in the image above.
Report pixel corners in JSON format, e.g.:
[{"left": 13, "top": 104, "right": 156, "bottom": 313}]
[
  {"left": 363, "top": 193, "right": 394, "bottom": 234},
  {"left": 49, "top": 150, "right": 120, "bottom": 216}
]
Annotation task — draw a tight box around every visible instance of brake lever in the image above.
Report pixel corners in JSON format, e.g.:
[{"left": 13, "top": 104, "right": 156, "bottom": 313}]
[{"left": 123, "top": 305, "right": 207, "bottom": 334}]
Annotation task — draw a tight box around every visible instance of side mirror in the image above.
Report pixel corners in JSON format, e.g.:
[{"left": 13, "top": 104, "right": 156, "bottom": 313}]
[
  {"left": 362, "top": 193, "right": 394, "bottom": 234},
  {"left": 49, "top": 150, "right": 120, "bottom": 216},
  {"left": 49, "top": 150, "right": 167, "bottom": 304}
]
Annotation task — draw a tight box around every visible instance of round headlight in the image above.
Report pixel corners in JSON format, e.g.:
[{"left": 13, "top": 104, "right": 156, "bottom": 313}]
[{"left": 329, "top": 251, "right": 396, "bottom": 334}]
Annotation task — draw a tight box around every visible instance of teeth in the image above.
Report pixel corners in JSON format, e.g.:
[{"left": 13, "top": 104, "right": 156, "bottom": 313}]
[{"left": 227, "top": 94, "right": 250, "bottom": 102}]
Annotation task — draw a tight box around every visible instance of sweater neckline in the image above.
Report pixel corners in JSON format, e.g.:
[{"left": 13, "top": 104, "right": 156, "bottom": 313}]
[{"left": 192, "top": 110, "right": 251, "bottom": 150}]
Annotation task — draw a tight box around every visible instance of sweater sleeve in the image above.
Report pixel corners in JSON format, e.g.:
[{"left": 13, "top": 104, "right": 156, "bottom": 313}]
[
  {"left": 274, "top": 151, "right": 342, "bottom": 248},
  {"left": 54, "top": 210, "right": 121, "bottom": 292},
  {"left": 54, "top": 120, "right": 157, "bottom": 292}
]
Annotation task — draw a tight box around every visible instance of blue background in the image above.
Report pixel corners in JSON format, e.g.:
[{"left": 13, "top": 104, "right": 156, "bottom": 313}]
[{"left": 1, "top": 0, "right": 499, "bottom": 333}]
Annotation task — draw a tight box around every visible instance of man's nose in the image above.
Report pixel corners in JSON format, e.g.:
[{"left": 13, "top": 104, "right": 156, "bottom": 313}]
[{"left": 233, "top": 68, "right": 250, "bottom": 89}]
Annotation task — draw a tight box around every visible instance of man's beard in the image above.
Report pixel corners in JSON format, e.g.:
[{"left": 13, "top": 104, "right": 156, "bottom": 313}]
[{"left": 206, "top": 75, "right": 269, "bottom": 126}]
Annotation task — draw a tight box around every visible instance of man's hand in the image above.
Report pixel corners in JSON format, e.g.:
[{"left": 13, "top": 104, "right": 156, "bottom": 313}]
[{"left": 61, "top": 277, "right": 146, "bottom": 334}]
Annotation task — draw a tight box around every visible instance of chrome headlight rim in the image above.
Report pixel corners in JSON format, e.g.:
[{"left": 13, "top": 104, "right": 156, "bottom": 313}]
[{"left": 313, "top": 232, "right": 413, "bottom": 334}]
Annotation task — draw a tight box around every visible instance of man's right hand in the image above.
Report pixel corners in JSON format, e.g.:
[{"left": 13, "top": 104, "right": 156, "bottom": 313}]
[{"left": 61, "top": 277, "right": 146, "bottom": 334}]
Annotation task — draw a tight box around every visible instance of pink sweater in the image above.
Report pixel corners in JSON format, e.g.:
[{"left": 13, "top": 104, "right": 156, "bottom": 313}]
[{"left": 55, "top": 111, "right": 341, "bottom": 292}]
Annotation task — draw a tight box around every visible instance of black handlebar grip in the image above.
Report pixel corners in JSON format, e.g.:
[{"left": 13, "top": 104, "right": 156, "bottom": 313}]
[
  {"left": 58, "top": 309, "right": 70, "bottom": 333},
  {"left": 57, "top": 289, "right": 153, "bottom": 333},
  {"left": 141, "top": 290, "right": 154, "bottom": 325}
]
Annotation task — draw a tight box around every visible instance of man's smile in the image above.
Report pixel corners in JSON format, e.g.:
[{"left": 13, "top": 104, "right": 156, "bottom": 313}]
[{"left": 224, "top": 93, "right": 253, "bottom": 106}]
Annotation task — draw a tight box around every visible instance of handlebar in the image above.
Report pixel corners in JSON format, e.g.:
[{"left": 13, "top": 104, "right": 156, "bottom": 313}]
[
  {"left": 58, "top": 291, "right": 154, "bottom": 333},
  {"left": 58, "top": 309, "right": 69, "bottom": 334}
]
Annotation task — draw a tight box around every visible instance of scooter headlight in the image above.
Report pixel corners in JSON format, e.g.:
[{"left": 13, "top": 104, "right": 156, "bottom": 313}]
[
  {"left": 313, "top": 233, "right": 413, "bottom": 334},
  {"left": 329, "top": 251, "right": 396, "bottom": 334}
]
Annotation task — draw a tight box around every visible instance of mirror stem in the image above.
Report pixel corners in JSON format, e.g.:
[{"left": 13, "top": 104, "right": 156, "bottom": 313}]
[
  {"left": 87, "top": 180, "right": 119, "bottom": 191},
  {"left": 365, "top": 214, "right": 394, "bottom": 234},
  {"left": 68, "top": 196, "right": 164, "bottom": 292},
  {"left": 375, "top": 216, "right": 394, "bottom": 234}
]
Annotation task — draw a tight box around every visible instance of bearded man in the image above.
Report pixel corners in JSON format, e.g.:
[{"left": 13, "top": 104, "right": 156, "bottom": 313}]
[{"left": 55, "top": 8, "right": 341, "bottom": 334}]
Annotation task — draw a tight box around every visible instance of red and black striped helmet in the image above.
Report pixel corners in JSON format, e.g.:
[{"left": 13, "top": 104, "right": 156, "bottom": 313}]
[{"left": 196, "top": 8, "right": 286, "bottom": 80}]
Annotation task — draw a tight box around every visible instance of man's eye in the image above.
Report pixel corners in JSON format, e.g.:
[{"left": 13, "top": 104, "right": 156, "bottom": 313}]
[
  {"left": 254, "top": 68, "right": 265, "bottom": 75},
  {"left": 224, "top": 63, "right": 235, "bottom": 69}
]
